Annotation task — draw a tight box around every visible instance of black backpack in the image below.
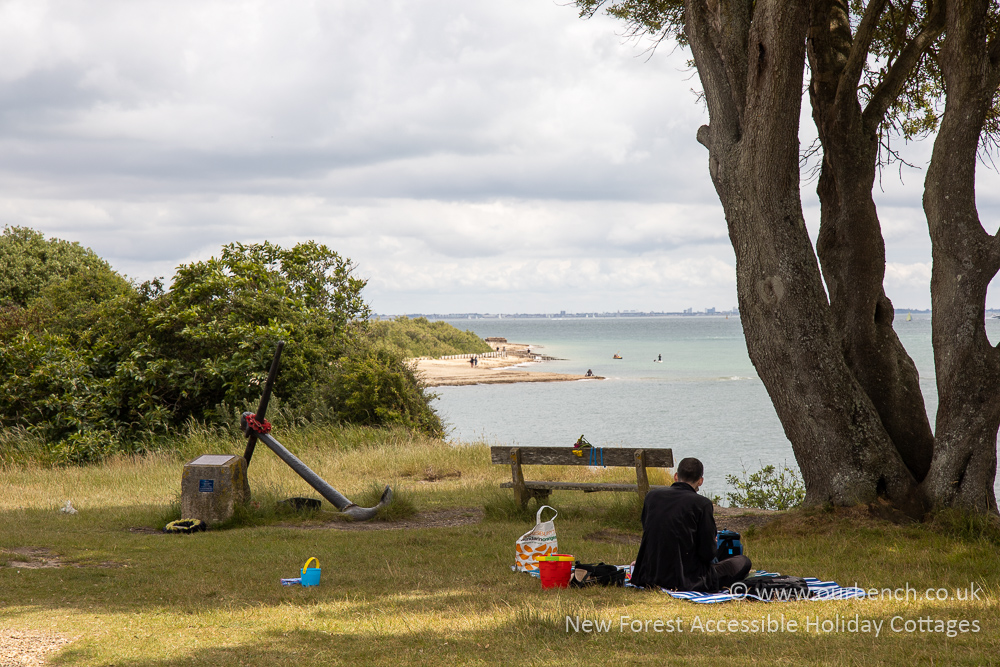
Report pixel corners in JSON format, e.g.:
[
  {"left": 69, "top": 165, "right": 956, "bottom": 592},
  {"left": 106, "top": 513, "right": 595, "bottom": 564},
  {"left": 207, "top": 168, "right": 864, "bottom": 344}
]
[
  {"left": 716, "top": 529, "right": 743, "bottom": 560},
  {"left": 571, "top": 562, "right": 626, "bottom": 587},
  {"left": 733, "top": 574, "right": 810, "bottom": 600}
]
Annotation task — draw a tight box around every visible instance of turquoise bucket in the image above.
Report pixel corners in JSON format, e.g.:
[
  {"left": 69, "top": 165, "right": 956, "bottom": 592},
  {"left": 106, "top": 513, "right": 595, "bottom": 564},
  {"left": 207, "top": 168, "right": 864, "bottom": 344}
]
[{"left": 301, "top": 557, "right": 321, "bottom": 586}]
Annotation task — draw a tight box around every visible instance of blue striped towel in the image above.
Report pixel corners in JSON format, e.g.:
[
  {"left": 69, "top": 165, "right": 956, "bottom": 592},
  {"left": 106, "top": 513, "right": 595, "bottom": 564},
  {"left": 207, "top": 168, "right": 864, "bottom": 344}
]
[
  {"left": 626, "top": 568, "right": 866, "bottom": 603},
  {"left": 514, "top": 565, "right": 866, "bottom": 602}
]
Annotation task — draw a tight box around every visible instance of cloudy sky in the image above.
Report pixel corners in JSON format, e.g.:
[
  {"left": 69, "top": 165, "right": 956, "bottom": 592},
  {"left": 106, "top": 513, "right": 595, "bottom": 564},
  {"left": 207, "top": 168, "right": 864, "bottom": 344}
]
[{"left": 1, "top": 0, "right": 997, "bottom": 315}]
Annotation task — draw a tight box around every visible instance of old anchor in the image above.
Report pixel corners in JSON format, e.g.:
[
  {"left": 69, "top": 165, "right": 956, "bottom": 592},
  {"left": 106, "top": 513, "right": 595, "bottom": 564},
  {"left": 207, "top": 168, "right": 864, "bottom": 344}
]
[{"left": 241, "top": 341, "right": 393, "bottom": 521}]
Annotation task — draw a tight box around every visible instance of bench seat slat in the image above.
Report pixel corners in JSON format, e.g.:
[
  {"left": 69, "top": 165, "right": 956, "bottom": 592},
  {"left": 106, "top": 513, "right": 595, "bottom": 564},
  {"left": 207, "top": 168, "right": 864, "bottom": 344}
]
[
  {"left": 500, "top": 481, "right": 671, "bottom": 493},
  {"left": 490, "top": 446, "right": 672, "bottom": 468}
]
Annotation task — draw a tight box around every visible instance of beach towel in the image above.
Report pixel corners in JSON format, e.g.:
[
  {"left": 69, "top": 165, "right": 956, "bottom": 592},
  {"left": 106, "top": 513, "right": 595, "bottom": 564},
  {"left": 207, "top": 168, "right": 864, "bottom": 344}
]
[
  {"left": 660, "top": 577, "right": 866, "bottom": 603},
  {"left": 625, "top": 567, "right": 866, "bottom": 603},
  {"left": 515, "top": 565, "right": 866, "bottom": 603}
]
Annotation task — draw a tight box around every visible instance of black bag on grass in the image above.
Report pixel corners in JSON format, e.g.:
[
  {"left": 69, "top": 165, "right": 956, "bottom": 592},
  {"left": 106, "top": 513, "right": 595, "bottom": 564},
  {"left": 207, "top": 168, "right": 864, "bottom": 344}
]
[
  {"left": 716, "top": 529, "right": 743, "bottom": 561},
  {"left": 733, "top": 575, "right": 809, "bottom": 600},
  {"left": 571, "top": 562, "right": 626, "bottom": 588}
]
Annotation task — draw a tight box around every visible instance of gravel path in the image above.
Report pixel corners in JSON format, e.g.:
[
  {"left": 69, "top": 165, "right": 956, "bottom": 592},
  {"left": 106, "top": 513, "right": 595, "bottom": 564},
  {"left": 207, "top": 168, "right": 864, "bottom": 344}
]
[{"left": 0, "top": 630, "right": 72, "bottom": 667}]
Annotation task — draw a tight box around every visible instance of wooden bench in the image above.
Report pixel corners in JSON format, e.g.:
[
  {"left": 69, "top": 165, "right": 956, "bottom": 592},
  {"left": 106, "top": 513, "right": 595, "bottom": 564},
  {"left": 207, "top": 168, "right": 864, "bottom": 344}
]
[{"left": 490, "top": 446, "right": 674, "bottom": 508}]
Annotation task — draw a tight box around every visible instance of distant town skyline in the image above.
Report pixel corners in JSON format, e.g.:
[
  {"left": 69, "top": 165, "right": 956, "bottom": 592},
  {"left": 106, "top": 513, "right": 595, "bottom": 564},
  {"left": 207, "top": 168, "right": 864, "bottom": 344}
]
[
  {"left": 378, "top": 307, "right": 947, "bottom": 320},
  {"left": 1, "top": 1, "right": 998, "bottom": 315}
]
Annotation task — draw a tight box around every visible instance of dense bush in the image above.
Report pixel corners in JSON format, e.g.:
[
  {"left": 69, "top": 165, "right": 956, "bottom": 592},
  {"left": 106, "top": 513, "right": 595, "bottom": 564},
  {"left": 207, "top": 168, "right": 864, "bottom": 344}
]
[
  {"left": 370, "top": 316, "right": 492, "bottom": 358},
  {"left": 725, "top": 463, "right": 805, "bottom": 511},
  {"left": 317, "top": 340, "right": 442, "bottom": 435},
  {"left": 0, "top": 229, "right": 442, "bottom": 463},
  {"left": 0, "top": 226, "right": 112, "bottom": 308}
]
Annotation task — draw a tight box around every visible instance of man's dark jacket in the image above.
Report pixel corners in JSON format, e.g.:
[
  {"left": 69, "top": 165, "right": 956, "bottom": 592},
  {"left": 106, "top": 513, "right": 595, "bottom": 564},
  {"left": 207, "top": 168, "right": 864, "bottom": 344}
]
[{"left": 630, "top": 482, "right": 718, "bottom": 592}]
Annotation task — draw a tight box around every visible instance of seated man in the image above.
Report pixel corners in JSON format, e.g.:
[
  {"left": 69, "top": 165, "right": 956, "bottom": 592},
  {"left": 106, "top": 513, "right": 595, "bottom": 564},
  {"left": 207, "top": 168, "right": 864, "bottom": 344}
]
[{"left": 630, "top": 457, "right": 752, "bottom": 592}]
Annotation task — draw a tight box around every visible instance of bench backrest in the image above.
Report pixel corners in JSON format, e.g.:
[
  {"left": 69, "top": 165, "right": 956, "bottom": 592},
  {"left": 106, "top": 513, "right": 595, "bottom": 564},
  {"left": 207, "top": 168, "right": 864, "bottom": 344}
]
[{"left": 490, "top": 446, "right": 673, "bottom": 468}]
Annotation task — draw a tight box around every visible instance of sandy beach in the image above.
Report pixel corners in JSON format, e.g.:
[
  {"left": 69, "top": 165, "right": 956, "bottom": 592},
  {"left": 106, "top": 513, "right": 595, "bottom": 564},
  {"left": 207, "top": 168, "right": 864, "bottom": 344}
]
[{"left": 414, "top": 342, "right": 603, "bottom": 387}]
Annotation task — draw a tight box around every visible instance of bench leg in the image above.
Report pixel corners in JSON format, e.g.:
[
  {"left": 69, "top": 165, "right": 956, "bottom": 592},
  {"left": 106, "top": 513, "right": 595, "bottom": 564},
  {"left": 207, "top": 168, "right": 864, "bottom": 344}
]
[
  {"left": 510, "top": 448, "right": 532, "bottom": 509},
  {"left": 635, "top": 450, "right": 650, "bottom": 497}
]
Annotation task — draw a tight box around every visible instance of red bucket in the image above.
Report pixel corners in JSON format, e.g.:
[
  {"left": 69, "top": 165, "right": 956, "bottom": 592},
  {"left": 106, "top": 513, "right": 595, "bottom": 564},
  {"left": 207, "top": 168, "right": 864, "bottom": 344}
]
[{"left": 538, "top": 554, "right": 574, "bottom": 589}]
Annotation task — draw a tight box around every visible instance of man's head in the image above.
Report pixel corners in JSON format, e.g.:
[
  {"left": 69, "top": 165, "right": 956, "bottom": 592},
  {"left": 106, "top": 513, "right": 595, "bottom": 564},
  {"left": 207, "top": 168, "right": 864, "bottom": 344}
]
[{"left": 674, "top": 457, "right": 704, "bottom": 491}]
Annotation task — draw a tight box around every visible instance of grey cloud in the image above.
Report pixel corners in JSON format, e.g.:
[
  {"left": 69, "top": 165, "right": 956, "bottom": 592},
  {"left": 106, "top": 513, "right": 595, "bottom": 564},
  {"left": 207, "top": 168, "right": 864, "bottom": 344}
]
[
  {"left": 0, "top": 0, "right": 714, "bottom": 206},
  {"left": 0, "top": 0, "right": 959, "bottom": 313}
]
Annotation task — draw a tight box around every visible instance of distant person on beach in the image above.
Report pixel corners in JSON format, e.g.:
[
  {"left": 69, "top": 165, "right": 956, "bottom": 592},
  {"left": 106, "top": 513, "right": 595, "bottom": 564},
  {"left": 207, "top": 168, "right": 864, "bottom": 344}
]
[
  {"left": 585, "top": 369, "right": 594, "bottom": 377},
  {"left": 469, "top": 356, "right": 475, "bottom": 368},
  {"left": 630, "top": 457, "right": 752, "bottom": 592},
  {"left": 658, "top": 354, "right": 662, "bottom": 362}
]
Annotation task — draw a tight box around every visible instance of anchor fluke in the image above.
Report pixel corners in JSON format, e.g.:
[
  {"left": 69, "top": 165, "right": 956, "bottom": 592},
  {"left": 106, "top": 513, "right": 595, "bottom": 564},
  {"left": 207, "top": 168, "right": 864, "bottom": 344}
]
[{"left": 341, "top": 485, "right": 393, "bottom": 521}]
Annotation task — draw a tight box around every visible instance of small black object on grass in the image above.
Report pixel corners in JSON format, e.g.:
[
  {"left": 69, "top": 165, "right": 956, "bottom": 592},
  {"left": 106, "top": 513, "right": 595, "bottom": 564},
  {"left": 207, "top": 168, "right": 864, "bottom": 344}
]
[{"left": 278, "top": 497, "right": 323, "bottom": 512}]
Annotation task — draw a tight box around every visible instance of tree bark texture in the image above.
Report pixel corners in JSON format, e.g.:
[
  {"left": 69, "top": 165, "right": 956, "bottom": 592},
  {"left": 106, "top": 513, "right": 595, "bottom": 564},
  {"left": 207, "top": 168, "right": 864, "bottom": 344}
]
[
  {"left": 922, "top": 0, "right": 1000, "bottom": 513},
  {"left": 685, "top": 0, "right": 919, "bottom": 509},
  {"left": 806, "top": 0, "right": 941, "bottom": 482}
]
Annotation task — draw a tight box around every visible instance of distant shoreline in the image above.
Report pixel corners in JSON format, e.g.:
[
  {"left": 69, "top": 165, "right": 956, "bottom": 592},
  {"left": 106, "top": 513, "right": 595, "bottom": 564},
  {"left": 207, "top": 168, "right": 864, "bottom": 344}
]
[
  {"left": 413, "top": 342, "right": 603, "bottom": 387},
  {"left": 384, "top": 311, "right": 740, "bottom": 320},
  {"left": 380, "top": 308, "right": 944, "bottom": 320}
]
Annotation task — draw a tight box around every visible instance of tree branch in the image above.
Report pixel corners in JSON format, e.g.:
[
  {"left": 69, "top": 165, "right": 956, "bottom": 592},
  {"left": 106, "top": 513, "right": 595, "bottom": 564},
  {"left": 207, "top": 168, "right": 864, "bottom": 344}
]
[
  {"left": 684, "top": 0, "right": 744, "bottom": 144},
  {"left": 991, "top": 32, "right": 1000, "bottom": 68},
  {"left": 863, "top": 0, "right": 946, "bottom": 130},
  {"left": 836, "top": 0, "right": 890, "bottom": 109},
  {"left": 716, "top": 0, "right": 753, "bottom": 125},
  {"left": 988, "top": 30, "right": 1000, "bottom": 89}
]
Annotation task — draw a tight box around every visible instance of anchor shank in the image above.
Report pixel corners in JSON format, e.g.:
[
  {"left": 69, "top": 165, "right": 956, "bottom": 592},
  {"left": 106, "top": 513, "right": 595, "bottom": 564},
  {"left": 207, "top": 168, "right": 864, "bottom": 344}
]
[
  {"left": 256, "top": 431, "right": 354, "bottom": 511},
  {"left": 243, "top": 341, "right": 284, "bottom": 466}
]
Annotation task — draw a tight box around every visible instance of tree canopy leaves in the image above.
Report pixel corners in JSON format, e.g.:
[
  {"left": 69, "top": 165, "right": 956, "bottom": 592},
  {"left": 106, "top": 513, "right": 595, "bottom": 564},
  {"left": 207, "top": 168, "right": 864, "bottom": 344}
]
[
  {"left": 370, "top": 316, "right": 493, "bottom": 358},
  {"left": 0, "top": 231, "right": 443, "bottom": 463},
  {"left": 0, "top": 226, "right": 113, "bottom": 309},
  {"left": 576, "top": 0, "right": 999, "bottom": 152}
]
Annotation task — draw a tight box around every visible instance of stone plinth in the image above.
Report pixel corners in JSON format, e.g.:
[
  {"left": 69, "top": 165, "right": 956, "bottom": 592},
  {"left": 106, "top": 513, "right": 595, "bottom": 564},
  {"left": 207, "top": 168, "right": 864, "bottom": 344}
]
[{"left": 181, "top": 454, "right": 249, "bottom": 525}]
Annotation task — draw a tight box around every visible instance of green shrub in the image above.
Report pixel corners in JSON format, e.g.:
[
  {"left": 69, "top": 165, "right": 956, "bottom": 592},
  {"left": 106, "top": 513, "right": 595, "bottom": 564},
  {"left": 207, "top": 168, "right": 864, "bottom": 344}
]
[
  {"left": 725, "top": 463, "right": 805, "bottom": 510},
  {"left": 0, "top": 232, "right": 444, "bottom": 463},
  {"left": 370, "top": 316, "right": 492, "bottom": 358},
  {"left": 0, "top": 226, "right": 111, "bottom": 308},
  {"left": 315, "top": 340, "right": 443, "bottom": 437}
]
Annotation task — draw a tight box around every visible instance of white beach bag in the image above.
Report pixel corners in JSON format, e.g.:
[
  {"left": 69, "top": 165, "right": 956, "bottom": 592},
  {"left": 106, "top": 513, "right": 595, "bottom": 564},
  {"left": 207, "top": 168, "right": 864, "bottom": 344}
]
[{"left": 514, "top": 505, "right": 558, "bottom": 573}]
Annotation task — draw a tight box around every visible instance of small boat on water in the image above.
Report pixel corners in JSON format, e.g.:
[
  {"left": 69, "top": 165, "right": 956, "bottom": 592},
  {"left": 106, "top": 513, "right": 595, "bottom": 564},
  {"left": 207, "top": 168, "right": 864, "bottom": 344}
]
[{"left": 613, "top": 352, "right": 622, "bottom": 359}]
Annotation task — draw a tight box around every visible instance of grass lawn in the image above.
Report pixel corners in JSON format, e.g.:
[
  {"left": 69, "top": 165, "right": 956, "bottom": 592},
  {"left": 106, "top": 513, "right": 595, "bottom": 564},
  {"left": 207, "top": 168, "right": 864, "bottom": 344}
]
[{"left": 1, "top": 426, "right": 998, "bottom": 665}]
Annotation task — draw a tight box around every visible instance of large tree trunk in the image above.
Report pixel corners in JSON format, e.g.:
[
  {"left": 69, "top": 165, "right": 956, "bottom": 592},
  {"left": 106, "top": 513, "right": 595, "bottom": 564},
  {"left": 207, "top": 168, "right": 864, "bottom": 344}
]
[
  {"left": 922, "top": 0, "right": 1000, "bottom": 513},
  {"left": 806, "top": 0, "right": 941, "bottom": 483},
  {"left": 685, "top": 0, "right": 919, "bottom": 509}
]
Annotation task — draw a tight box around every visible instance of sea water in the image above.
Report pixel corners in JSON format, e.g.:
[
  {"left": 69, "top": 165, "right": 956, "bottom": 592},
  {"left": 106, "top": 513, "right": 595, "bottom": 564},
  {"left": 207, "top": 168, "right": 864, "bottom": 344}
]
[{"left": 431, "top": 314, "right": 1000, "bottom": 501}]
